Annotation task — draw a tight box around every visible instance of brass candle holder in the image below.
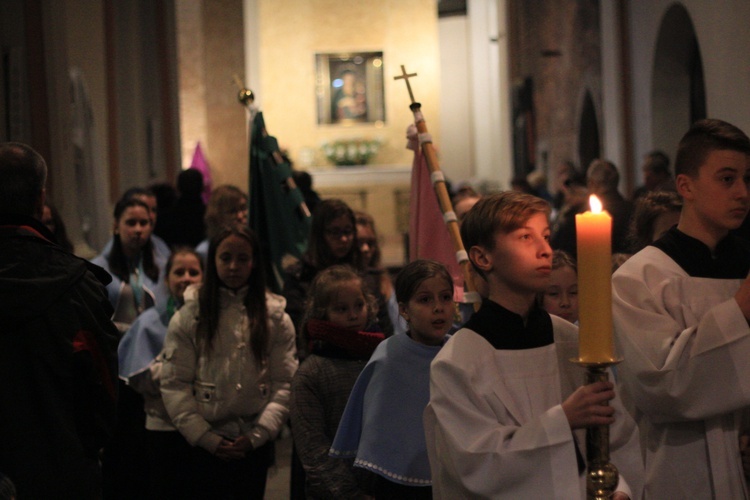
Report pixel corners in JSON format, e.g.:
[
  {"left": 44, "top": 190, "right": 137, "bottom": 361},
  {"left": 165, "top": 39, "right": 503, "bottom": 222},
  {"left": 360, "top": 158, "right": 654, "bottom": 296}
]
[{"left": 572, "top": 359, "right": 622, "bottom": 500}]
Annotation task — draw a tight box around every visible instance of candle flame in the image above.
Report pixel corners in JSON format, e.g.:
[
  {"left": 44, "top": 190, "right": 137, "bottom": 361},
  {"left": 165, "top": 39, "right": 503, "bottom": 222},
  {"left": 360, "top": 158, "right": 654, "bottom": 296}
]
[{"left": 589, "top": 195, "right": 603, "bottom": 213}]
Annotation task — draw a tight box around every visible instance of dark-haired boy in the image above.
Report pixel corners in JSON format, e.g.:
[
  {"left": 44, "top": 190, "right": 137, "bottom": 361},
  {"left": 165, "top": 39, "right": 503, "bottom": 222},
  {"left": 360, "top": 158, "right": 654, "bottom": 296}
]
[
  {"left": 425, "top": 191, "right": 642, "bottom": 498},
  {"left": 613, "top": 118, "right": 750, "bottom": 498}
]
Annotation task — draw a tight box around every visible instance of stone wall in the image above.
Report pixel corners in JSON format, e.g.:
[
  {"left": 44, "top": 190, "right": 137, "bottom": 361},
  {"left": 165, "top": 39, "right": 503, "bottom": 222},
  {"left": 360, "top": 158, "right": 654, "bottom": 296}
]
[{"left": 508, "top": 0, "right": 601, "bottom": 180}]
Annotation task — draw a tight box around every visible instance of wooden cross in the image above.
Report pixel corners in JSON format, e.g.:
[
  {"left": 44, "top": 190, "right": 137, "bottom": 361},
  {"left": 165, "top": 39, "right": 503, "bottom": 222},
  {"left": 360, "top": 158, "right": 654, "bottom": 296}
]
[{"left": 394, "top": 65, "right": 418, "bottom": 103}]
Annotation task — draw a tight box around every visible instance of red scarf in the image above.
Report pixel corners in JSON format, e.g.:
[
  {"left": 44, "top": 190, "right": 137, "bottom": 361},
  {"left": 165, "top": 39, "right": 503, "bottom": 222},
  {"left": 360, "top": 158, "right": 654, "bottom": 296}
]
[{"left": 306, "top": 319, "right": 385, "bottom": 360}]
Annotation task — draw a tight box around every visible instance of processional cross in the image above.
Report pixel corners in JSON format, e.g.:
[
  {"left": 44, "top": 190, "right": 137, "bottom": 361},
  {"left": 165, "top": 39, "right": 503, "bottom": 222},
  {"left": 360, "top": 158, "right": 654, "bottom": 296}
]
[{"left": 394, "top": 65, "right": 418, "bottom": 104}]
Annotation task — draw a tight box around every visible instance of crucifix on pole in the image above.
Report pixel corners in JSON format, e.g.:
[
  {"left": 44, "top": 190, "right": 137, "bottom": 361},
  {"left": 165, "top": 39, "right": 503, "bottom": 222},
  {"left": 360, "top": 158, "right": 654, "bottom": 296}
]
[
  {"left": 394, "top": 65, "right": 418, "bottom": 104},
  {"left": 394, "top": 64, "right": 479, "bottom": 310}
]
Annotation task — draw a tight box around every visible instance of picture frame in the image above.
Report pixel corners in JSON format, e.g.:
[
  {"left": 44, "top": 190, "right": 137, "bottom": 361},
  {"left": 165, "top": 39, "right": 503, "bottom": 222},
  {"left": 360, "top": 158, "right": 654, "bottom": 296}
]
[{"left": 316, "top": 52, "right": 385, "bottom": 125}]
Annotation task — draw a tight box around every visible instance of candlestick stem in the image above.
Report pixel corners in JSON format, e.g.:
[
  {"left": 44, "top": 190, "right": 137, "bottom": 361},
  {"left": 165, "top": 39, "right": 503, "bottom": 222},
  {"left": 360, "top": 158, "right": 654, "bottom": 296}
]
[{"left": 571, "top": 359, "right": 623, "bottom": 499}]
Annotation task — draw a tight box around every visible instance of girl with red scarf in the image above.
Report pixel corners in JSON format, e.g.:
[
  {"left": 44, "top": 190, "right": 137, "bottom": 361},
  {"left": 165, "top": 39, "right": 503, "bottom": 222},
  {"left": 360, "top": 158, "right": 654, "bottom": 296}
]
[{"left": 289, "top": 265, "right": 384, "bottom": 499}]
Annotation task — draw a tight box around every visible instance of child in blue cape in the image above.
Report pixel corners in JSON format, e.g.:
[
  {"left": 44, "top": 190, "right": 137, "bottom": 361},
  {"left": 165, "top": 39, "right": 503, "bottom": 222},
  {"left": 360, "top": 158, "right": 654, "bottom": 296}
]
[
  {"left": 117, "top": 247, "right": 203, "bottom": 499},
  {"left": 331, "top": 259, "right": 454, "bottom": 499}
]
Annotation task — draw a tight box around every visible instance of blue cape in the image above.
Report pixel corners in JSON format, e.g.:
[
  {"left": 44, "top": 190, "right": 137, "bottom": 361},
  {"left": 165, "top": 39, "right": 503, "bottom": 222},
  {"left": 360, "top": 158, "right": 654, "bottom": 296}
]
[
  {"left": 330, "top": 332, "right": 446, "bottom": 486},
  {"left": 118, "top": 306, "right": 171, "bottom": 379}
]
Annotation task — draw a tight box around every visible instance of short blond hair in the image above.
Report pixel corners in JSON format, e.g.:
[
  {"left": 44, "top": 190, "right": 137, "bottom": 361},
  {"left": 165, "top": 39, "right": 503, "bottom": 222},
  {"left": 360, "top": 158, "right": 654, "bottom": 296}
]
[{"left": 460, "top": 191, "right": 550, "bottom": 252}]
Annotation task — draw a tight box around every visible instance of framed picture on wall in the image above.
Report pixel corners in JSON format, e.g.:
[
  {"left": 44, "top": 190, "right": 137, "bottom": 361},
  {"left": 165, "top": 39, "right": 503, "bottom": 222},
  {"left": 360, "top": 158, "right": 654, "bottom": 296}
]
[{"left": 316, "top": 52, "right": 385, "bottom": 125}]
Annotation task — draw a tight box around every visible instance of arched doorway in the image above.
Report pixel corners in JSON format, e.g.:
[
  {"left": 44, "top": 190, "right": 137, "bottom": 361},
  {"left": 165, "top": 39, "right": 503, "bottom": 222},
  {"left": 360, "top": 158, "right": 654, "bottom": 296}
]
[
  {"left": 578, "top": 90, "right": 600, "bottom": 173},
  {"left": 651, "top": 3, "right": 706, "bottom": 155}
]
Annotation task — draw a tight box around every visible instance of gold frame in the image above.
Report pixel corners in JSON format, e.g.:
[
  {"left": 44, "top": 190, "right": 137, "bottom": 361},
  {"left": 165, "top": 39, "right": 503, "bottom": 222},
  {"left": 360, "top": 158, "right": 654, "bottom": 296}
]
[{"left": 316, "top": 52, "right": 385, "bottom": 126}]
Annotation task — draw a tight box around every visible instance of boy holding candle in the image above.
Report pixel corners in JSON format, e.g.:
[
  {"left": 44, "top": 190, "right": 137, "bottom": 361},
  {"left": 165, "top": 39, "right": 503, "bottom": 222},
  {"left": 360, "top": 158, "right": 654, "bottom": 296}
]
[
  {"left": 612, "top": 118, "right": 750, "bottom": 499},
  {"left": 425, "top": 191, "right": 643, "bottom": 499}
]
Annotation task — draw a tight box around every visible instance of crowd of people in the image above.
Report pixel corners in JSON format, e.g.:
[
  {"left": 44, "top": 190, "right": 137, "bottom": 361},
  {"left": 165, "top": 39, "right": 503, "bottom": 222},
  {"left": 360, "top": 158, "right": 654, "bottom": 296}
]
[{"left": 2, "top": 117, "right": 750, "bottom": 499}]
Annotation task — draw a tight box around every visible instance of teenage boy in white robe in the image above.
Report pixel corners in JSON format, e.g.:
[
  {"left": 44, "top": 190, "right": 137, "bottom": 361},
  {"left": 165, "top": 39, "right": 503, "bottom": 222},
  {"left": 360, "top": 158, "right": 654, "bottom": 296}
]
[
  {"left": 612, "top": 118, "right": 750, "bottom": 499},
  {"left": 425, "top": 191, "right": 643, "bottom": 499}
]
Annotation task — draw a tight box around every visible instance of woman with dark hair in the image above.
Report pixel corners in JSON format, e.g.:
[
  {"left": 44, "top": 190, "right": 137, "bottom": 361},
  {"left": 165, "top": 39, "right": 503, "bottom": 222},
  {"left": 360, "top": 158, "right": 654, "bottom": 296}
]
[
  {"left": 92, "top": 197, "right": 168, "bottom": 332},
  {"left": 160, "top": 224, "right": 297, "bottom": 499},
  {"left": 118, "top": 186, "right": 172, "bottom": 263},
  {"left": 306, "top": 199, "right": 364, "bottom": 271},
  {"left": 284, "top": 200, "right": 396, "bottom": 343},
  {"left": 282, "top": 199, "right": 366, "bottom": 355}
]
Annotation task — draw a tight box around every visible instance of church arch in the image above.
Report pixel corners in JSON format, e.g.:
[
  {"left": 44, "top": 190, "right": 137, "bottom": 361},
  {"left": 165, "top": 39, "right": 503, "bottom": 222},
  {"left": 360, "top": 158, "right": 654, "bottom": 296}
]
[
  {"left": 578, "top": 89, "right": 600, "bottom": 174},
  {"left": 651, "top": 3, "right": 705, "bottom": 155}
]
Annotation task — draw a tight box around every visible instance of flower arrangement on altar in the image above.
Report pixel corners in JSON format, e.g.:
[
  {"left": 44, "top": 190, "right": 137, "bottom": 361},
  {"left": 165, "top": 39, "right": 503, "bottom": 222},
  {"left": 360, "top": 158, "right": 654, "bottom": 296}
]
[{"left": 321, "top": 138, "right": 382, "bottom": 166}]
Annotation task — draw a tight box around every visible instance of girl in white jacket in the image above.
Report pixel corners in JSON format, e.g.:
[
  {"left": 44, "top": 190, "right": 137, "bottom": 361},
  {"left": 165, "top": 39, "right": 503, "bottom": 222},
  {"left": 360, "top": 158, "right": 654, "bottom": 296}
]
[{"left": 160, "top": 224, "right": 298, "bottom": 499}]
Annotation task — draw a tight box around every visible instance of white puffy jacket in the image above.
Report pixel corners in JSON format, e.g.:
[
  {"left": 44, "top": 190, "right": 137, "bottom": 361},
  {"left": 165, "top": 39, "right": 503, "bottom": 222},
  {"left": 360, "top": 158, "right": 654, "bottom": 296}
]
[{"left": 160, "top": 285, "right": 298, "bottom": 453}]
